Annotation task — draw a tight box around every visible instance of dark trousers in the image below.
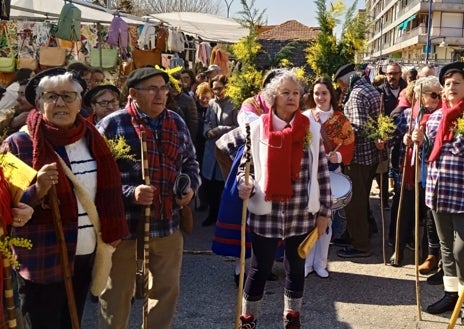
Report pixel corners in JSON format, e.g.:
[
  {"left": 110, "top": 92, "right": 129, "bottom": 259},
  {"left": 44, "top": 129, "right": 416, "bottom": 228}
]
[
  {"left": 343, "top": 162, "right": 378, "bottom": 252},
  {"left": 19, "top": 253, "right": 94, "bottom": 329},
  {"left": 245, "top": 232, "right": 306, "bottom": 301},
  {"left": 203, "top": 178, "right": 224, "bottom": 222}
]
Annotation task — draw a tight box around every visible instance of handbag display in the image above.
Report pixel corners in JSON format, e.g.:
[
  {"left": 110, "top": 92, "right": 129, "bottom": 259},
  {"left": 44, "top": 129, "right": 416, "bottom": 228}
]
[
  {"left": 90, "top": 47, "right": 118, "bottom": 69},
  {"left": 39, "top": 46, "right": 67, "bottom": 67},
  {"left": 17, "top": 57, "right": 38, "bottom": 71},
  {"left": 0, "top": 25, "right": 15, "bottom": 73},
  {"left": 131, "top": 48, "right": 160, "bottom": 68}
]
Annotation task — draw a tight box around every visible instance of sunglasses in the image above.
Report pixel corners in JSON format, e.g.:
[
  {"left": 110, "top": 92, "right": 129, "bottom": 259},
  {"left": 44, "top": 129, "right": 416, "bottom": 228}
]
[{"left": 423, "top": 92, "right": 441, "bottom": 99}]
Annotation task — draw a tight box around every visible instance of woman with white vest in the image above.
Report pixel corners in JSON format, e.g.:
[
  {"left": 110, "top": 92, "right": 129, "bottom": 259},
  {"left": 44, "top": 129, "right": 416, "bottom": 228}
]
[{"left": 236, "top": 69, "right": 332, "bottom": 329}]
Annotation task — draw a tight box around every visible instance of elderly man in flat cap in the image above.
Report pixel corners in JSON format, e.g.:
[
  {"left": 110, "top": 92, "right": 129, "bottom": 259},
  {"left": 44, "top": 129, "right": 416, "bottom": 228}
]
[
  {"left": 333, "top": 63, "right": 382, "bottom": 258},
  {"left": 97, "top": 67, "right": 201, "bottom": 329}
]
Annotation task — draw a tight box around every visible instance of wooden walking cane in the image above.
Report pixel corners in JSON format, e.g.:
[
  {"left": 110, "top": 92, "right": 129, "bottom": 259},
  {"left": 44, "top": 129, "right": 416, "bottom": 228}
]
[
  {"left": 413, "top": 116, "right": 422, "bottom": 321},
  {"left": 235, "top": 123, "right": 251, "bottom": 329},
  {"left": 140, "top": 130, "right": 150, "bottom": 329},
  {"left": 0, "top": 223, "right": 17, "bottom": 329},
  {"left": 378, "top": 93, "right": 387, "bottom": 265},
  {"left": 392, "top": 91, "right": 418, "bottom": 266},
  {"left": 48, "top": 185, "right": 80, "bottom": 329}
]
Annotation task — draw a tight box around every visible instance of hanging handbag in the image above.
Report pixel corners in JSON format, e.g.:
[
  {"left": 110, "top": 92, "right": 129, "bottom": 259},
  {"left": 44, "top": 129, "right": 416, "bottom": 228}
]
[
  {"left": 39, "top": 46, "right": 67, "bottom": 67},
  {"left": 90, "top": 47, "right": 119, "bottom": 69},
  {"left": 131, "top": 48, "right": 161, "bottom": 68},
  {"left": 17, "top": 30, "right": 38, "bottom": 71},
  {"left": 0, "top": 25, "right": 16, "bottom": 73}
]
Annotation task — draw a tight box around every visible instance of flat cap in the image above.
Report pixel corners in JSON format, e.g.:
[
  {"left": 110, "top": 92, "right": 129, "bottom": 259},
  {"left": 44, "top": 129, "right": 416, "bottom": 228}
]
[
  {"left": 125, "top": 67, "right": 170, "bottom": 89},
  {"left": 439, "top": 61, "right": 464, "bottom": 85},
  {"left": 333, "top": 63, "right": 356, "bottom": 81},
  {"left": 83, "top": 84, "right": 121, "bottom": 108},
  {"left": 205, "top": 64, "right": 221, "bottom": 73},
  {"left": 25, "top": 67, "right": 87, "bottom": 105}
]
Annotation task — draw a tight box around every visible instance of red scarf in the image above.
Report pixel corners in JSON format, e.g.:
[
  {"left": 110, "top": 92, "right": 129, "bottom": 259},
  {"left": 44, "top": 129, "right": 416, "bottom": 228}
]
[
  {"left": 403, "top": 104, "right": 434, "bottom": 189},
  {"left": 263, "top": 110, "right": 309, "bottom": 202},
  {"left": 428, "top": 99, "right": 464, "bottom": 162},
  {"left": 26, "top": 109, "right": 127, "bottom": 242},
  {"left": 125, "top": 98, "right": 179, "bottom": 220}
]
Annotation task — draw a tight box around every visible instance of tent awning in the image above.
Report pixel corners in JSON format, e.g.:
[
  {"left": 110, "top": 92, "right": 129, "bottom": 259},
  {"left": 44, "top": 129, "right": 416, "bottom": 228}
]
[
  {"left": 397, "top": 14, "right": 417, "bottom": 31},
  {"left": 11, "top": 0, "right": 147, "bottom": 25},
  {"left": 150, "top": 12, "right": 249, "bottom": 43}
]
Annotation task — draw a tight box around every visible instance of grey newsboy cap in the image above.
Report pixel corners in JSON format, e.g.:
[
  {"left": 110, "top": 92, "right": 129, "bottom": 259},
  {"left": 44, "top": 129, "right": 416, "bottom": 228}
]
[{"left": 125, "top": 67, "right": 170, "bottom": 89}]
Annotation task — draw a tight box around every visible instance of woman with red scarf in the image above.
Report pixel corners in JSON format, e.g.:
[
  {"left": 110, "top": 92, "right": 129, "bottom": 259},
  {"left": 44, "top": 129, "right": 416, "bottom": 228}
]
[
  {"left": 236, "top": 69, "right": 332, "bottom": 328},
  {"left": 389, "top": 76, "right": 442, "bottom": 267},
  {"left": 414, "top": 61, "right": 464, "bottom": 315},
  {"left": 1, "top": 68, "right": 128, "bottom": 328}
]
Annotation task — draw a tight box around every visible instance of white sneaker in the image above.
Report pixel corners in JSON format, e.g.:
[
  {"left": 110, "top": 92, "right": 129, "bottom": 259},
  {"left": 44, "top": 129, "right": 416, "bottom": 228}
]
[{"left": 314, "top": 267, "right": 329, "bottom": 278}]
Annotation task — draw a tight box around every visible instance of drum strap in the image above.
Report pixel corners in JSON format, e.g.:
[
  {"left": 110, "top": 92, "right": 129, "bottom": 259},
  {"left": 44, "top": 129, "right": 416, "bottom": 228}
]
[{"left": 312, "top": 110, "right": 335, "bottom": 152}]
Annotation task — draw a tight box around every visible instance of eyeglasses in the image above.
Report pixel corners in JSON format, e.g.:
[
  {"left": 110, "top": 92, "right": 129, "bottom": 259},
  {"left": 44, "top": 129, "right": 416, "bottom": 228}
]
[
  {"left": 423, "top": 92, "right": 441, "bottom": 99},
  {"left": 95, "top": 98, "right": 119, "bottom": 107},
  {"left": 212, "top": 87, "right": 224, "bottom": 92},
  {"left": 42, "top": 91, "right": 79, "bottom": 104},
  {"left": 386, "top": 71, "right": 401, "bottom": 76},
  {"left": 133, "top": 85, "right": 169, "bottom": 95}
]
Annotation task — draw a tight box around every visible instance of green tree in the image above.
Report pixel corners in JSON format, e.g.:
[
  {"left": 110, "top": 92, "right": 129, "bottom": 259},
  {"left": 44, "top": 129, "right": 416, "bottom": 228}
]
[
  {"left": 306, "top": 0, "right": 368, "bottom": 78},
  {"left": 227, "top": 0, "right": 266, "bottom": 107}
]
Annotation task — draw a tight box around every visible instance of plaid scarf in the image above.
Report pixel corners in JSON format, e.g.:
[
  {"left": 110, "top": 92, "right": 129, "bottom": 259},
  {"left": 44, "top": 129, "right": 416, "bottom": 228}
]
[
  {"left": 262, "top": 110, "right": 309, "bottom": 202},
  {"left": 429, "top": 99, "right": 464, "bottom": 162},
  {"left": 26, "top": 110, "right": 127, "bottom": 242},
  {"left": 125, "top": 98, "right": 179, "bottom": 220}
]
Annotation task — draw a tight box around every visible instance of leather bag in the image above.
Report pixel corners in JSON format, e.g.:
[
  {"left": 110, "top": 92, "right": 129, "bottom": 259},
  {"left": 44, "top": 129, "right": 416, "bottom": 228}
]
[
  {"left": 131, "top": 48, "right": 160, "bottom": 68},
  {"left": 39, "top": 46, "right": 67, "bottom": 67}
]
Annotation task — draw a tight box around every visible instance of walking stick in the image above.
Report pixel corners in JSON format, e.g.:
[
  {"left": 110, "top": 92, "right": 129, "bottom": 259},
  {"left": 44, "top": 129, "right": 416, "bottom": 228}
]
[
  {"left": 413, "top": 103, "right": 423, "bottom": 321},
  {"left": 235, "top": 123, "right": 251, "bottom": 329},
  {"left": 448, "top": 285, "right": 464, "bottom": 328},
  {"left": 140, "top": 130, "right": 150, "bottom": 329},
  {"left": 0, "top": 224, "right": 17, "bottom": 329},
  {"left": 48, "top": 185, "right": 80, "bottom": 329},
  {"left": 379, "top": 93, "right": 387, "bottom": 265},
  {"left": 392, "top": 92, "right": 418, "bottom": 266}
]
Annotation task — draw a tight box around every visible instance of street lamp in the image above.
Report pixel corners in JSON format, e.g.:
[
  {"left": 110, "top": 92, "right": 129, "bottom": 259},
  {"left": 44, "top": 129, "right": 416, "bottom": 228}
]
[{"left": 426, "top": 36, "right": 447, "bottom": 63}]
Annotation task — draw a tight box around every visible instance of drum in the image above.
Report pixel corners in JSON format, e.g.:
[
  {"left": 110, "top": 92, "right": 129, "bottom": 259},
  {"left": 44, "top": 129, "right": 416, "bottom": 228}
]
[{"left": 329, "top": 172, "right": 352, "bottom": 210}]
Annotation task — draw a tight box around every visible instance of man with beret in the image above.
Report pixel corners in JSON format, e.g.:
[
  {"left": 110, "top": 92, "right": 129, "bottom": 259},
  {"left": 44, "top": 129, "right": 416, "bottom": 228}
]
[
  {"left": 97, "top": 67, "right": 201, "bottom": 329},
  {"left": 334, "top": 63, "right": 382, "bottom": 258}
]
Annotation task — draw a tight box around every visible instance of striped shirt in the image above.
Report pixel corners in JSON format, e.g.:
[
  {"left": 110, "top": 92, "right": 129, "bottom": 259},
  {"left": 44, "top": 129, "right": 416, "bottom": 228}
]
[
  {"left": 425, "top": 109, "right": 464, "bottom": 213},
  {"left": 344, "top": 78, "right": 381, "bottom": 165}
]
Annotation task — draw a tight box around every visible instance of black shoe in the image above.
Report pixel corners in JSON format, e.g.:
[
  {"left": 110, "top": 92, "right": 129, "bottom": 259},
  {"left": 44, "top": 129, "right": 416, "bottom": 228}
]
[
  {"left": 389, "top": 251, "right": 404, "bottom": 267},
  {"left": 427, "top": 267, "right": 444, "bottom": 285},
  {"left": 201, "top": 217, "right": 216, "bottom": 227},
  {"left": 426, "top": 292, "right": 458, "bottom": 314}
]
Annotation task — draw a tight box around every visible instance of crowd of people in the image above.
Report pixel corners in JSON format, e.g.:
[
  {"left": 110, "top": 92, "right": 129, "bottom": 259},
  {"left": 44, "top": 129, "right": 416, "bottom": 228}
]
[{"left": 0, "top": 58, "right": 463, "bottom": 329}]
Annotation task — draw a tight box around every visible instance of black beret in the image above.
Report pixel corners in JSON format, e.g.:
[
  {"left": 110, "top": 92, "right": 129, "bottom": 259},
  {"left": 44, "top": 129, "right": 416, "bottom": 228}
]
[
  {"left": 439, "top": 61, "right": 464, "bottom": 85},
  {"left": 25, "top": 67, "right": 87, "bottom": 105},
  {"left": 333, "top": 63, "right": 356, "bottom": 82},
  {"left": 83, "top": 84, "right": 121, "bottom": 108},
  {"left": 262, "top": 68, "right": 284, "bottom": 88},
  {"left": 125, "top": 67, "right": 170, "bottom": 89}
]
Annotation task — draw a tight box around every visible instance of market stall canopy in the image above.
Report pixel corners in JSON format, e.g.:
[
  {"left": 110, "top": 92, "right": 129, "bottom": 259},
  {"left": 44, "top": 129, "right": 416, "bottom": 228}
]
[
  {"left": 150, "top": 12, "right": 249, "bottom": 43},
  {"left": 11, "top": 0, "right": 148, "bottom": 25}
]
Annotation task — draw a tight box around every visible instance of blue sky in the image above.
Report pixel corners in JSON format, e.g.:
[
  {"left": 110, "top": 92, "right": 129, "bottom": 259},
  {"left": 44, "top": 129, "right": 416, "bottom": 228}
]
[{"left": 226, "top": 0, "right": 364, "bottom": 27}]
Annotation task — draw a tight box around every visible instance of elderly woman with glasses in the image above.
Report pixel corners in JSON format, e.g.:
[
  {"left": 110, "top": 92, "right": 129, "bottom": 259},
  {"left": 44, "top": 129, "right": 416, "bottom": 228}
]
[
  {"left": 1, "top": 68, "right": 128, "bottom": 328},
  {"left": 83, "top": 84, "right": 121, "bottom": 124},
  {"left": 413, "top": 62, "right": 464, "bottom": 316},
  {"left": 389, "top": 76, "right": 442, "bottom": 268},
  {"left": 237, "top": 69, "right": 332, "bottom": 328}
]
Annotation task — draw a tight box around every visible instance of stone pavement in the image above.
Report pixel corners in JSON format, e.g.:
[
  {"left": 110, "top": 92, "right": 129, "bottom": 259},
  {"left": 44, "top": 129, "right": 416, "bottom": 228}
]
[{"left": 82, "top": 188, "right": 459, "bottom": 328}]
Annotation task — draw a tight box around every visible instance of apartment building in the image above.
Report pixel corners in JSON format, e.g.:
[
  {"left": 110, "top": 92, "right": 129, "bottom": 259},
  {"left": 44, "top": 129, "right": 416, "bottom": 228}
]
[{"left": 364, "top": 0, "right": 464, "bottom": 65}]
